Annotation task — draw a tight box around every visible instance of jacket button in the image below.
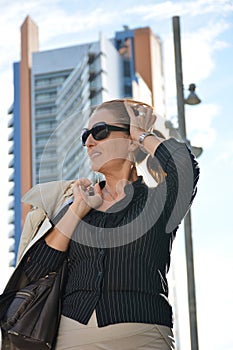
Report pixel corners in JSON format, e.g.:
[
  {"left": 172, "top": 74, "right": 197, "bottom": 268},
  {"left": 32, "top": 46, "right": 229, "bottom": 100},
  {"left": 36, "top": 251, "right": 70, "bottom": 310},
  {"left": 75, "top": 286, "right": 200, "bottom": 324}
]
[{"left": 99, "top": 250, "right": 105, "bottom": 256}]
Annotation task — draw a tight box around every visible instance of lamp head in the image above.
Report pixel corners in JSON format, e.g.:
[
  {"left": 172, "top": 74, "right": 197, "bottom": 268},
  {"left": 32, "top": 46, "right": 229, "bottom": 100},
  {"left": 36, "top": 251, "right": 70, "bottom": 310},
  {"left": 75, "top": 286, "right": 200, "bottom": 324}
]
[{"left": 185, "top": 83, "right": 201, "bottom": 105}]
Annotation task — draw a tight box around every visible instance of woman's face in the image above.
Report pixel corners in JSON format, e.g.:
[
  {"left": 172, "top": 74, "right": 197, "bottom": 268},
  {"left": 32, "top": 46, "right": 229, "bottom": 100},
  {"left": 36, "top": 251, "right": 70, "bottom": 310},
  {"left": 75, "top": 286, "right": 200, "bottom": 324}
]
[{"left": 85, "top": 108, "right": 131, "bottom": 173}]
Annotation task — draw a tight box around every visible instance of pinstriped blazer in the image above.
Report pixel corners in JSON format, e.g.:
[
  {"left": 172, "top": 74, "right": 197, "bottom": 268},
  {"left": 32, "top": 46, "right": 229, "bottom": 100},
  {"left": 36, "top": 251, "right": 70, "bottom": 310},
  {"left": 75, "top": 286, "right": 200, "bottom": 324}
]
[{"left": 21, "top": 138, "right": 200, "bottom": 328}]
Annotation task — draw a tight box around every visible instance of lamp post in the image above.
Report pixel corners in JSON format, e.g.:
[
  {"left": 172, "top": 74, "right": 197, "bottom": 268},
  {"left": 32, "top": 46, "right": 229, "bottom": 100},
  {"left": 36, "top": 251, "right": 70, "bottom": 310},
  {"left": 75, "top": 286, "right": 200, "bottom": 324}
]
[{"left": 172, "top": 16, "right": 201, "bottom": 350}]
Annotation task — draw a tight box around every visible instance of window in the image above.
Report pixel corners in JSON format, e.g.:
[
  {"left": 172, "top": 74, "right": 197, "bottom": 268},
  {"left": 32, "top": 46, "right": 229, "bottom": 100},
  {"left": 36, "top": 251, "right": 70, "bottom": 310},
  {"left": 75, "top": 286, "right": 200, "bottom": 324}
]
[
  {"left": 123, "top": 60, "right": 131, "bottom": 78},
  {"left": 124, "top": 84, "right": 132, "bottom": 96}
]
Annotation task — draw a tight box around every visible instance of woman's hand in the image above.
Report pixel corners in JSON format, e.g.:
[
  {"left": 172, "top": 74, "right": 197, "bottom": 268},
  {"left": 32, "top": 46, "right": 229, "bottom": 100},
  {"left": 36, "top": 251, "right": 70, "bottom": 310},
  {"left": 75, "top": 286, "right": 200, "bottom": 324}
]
[
  {"left": 124, "top": 100, "right": 156, "bottom": 142},
  {"left": 70, "top": 178, "right": 103, "bottom": 219},
  {"left": 46, "top": 179, "right": 102, "bottom": 251}
]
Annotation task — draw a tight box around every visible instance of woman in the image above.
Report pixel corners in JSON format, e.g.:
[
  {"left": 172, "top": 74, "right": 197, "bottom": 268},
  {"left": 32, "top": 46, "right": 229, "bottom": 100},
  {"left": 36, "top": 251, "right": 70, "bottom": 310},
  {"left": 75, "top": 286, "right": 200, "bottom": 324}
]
[{"left": 6, "top": 99, "right": 200, "bottom": 349}]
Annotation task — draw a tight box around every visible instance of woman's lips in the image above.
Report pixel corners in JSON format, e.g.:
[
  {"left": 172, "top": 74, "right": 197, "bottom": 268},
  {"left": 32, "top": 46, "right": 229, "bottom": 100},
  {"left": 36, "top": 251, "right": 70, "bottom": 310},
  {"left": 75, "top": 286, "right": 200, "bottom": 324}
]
[{"left": 89, "top": 151, "right": 102, "bottom": 159}]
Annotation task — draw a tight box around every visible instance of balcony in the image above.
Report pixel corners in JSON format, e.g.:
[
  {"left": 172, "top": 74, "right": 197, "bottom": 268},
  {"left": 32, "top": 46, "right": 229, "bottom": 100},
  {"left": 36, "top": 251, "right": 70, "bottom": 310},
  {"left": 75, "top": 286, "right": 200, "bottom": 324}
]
[
  {"left": 8, "top": 144, "right": 14, "bottom": 155},
  {"left": 8, "top": 116, "right": 14, "bottom": 128},
  {"left": 8, "top": 199, "right": 14, "bottom": 210},
  {"left": 8, "top": 186, "right": 14, "bottom": 196},
  {"left": 8, "top": 212, "right": 15, "bottom": 225},
  {"left": 8, "top": 157, "right": 14, "bottom": 168},
  {"left": 8, "top": 228, "right": 14, "bottom": 239},
  {"left": 8, "top": 130, "right": 14, "bottom": 141},
  {"left": 8, "top": 171, "right": 14, "bottom": 182}
]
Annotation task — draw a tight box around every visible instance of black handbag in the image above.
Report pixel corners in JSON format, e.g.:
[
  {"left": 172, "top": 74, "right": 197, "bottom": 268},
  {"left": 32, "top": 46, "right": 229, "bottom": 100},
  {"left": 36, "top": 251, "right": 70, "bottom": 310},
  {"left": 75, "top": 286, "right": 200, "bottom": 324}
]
[{"left": 0, "top": 259, "right": 67, "bottom": 350}]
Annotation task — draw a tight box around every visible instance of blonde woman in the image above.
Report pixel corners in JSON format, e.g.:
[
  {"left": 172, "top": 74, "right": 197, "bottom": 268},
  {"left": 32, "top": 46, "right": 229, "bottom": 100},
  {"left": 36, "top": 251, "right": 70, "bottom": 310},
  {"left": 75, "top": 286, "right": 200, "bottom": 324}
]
[{"left": 3, "top": 99, "right": 199, "bottom": 350}]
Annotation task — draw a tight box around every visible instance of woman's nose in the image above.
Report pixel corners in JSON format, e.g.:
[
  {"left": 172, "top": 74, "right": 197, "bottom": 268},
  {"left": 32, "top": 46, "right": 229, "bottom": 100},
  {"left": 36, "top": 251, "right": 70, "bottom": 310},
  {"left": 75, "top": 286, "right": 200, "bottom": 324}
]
[{"left": 85, "top": 133, "right": 96, "bottom": 147}]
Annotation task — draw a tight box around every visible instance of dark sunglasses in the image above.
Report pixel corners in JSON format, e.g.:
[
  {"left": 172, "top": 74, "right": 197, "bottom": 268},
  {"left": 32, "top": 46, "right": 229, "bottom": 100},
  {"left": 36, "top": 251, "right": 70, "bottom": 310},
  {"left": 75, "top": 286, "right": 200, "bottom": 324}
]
[{"left": 81, "top": 122, "right": 130, "bottom": 146}]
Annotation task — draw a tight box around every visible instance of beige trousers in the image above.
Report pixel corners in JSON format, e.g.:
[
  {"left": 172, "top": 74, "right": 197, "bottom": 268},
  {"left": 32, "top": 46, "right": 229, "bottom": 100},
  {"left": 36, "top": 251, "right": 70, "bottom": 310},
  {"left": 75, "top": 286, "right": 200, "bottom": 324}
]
[{"left": 55, "top": 311, "right": 175, "bottom": 350}]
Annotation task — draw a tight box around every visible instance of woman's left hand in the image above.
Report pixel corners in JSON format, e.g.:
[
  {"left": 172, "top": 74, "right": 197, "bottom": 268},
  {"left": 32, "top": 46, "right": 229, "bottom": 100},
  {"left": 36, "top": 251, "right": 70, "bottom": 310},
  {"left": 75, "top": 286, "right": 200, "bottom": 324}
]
[
  {"left": 71, "top": 179, "right": 103, "bottom": 218},
  {"left": 124, "top": 100, "right": 156, "bottom": 142}
]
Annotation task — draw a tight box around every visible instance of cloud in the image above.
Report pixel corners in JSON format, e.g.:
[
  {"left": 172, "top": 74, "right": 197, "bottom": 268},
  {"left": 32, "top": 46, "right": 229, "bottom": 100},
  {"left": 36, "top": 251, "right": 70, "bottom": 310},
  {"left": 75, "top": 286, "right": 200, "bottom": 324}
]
[
  {"left": 125, "top": 0, "right": 233, "bottom": 19},
  {"left": 162, "top": 17, "right": 230, "bottom": 150},
  {"left": 0, "top": 1, "right": 119, "bottom": 116},
  {"left": 185, "top": 104, "right": 218, "bottom": 148},
  {"left": 164, "top": 18, "right": 230, "bottom": 90},
  {"left": 0, "top": 0, "right": 120, "bottom": 54},
  {"left": 182, "top": 20, "right": 230, "bottom": 84},
  {"left": 212, "top": 139, "right": 233, "bottom": 165},
  {"left": 38, "top": 7, "right": 118, "bottom": 49}
]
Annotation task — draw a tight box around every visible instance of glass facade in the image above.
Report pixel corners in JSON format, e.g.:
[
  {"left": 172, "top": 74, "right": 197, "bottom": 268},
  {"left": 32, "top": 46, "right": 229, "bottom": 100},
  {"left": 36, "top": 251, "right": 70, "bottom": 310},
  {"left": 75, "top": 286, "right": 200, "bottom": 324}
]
[{"left": 33, "top": 70, "right": 71, "bottom": 183}]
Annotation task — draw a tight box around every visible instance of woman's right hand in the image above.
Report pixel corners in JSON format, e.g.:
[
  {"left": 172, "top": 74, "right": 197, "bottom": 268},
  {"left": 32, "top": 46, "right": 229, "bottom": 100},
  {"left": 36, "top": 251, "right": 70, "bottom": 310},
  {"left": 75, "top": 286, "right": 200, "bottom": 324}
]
[
  {"left": 70, "top": 178, "right": 103, "bottom": 219},
  {"left": 124, "top": 100, "right": 156, "bottom": 142}
]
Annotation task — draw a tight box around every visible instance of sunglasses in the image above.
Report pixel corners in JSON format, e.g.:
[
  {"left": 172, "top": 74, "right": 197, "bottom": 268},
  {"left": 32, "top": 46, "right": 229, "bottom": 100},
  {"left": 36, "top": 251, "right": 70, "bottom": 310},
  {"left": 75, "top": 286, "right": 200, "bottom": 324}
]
[{"left": 81, "top": 122, "right": 130, "bottom": 146}]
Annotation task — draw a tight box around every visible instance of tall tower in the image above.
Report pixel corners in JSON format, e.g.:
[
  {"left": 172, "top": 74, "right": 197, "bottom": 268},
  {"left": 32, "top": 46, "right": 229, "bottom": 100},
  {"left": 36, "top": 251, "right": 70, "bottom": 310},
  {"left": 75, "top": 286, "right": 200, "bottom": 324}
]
[
  {"left": 20, "top": 16, "right": 39, "bottom": 222},
  {"left": 115, "top": 26, "right": 165, "bottom": 117},
  {"left": 8, "top": 17, "right": 39, "bottom": 265}
]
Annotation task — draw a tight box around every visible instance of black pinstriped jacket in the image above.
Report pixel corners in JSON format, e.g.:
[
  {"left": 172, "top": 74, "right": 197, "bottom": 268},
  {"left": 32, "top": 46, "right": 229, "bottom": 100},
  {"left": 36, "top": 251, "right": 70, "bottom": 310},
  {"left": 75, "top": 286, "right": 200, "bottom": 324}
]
[{"left": 23, "top": 138, "right": 200, "bottom": 328}]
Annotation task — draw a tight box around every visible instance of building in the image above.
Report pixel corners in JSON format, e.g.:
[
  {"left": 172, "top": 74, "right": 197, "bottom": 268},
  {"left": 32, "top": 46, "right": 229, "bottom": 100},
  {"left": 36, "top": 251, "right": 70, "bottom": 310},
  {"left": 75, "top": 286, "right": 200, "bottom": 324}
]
[{"left": 7, "top": 16, "right": 166, "bottom": 266}]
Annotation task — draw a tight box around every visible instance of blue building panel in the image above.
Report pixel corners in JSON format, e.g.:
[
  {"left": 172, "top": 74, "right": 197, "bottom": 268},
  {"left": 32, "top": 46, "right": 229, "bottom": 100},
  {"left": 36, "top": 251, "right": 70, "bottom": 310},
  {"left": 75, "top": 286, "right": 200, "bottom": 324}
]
[
  {"left": 114, "top": 29, "right": 136, "bottom": 97},
  {"left": 12, "top": 62, "right": 21, "bottom": 265}
]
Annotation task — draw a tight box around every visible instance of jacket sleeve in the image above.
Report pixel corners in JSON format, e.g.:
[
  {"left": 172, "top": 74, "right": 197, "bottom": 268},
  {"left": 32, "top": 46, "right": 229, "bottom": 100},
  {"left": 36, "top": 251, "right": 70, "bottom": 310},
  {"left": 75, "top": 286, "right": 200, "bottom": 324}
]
[
  {"left": 16, "top": 207, "right": 47, "bottom": 264},
  {"left": 21, "top": 239, "right": 67, "bottom": 282},
  {"left": 20, "top": 203, "right": 72, "bottom": 282},
  {"left": 151, "top": 137, "right": 200, "bottom": 233}
]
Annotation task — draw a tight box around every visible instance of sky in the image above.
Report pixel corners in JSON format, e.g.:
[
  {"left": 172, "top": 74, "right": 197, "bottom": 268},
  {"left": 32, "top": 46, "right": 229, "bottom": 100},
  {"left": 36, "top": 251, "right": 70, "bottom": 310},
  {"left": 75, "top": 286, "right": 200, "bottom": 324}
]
[{"left": 0, "top": 0, "right": 233, "bottom": 349}]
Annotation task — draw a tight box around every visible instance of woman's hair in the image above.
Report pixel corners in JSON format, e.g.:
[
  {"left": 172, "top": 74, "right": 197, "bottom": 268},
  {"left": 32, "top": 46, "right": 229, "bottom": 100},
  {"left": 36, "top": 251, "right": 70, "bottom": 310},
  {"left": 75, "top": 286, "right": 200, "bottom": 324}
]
[
  {"left": 92, "top": 99, "right": 167, "bottom": 184},
  {"left": 146, "top": 129, "right": 167, "bottom": 184},
  {"left": 93, "top": 99, "right": 131, "bottom": 125}
]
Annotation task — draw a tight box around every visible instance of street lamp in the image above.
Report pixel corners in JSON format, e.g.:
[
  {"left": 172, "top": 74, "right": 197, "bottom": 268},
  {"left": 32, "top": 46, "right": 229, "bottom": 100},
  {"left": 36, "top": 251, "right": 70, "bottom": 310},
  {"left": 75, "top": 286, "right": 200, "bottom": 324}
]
[{"left": 172, "top": 15, "right": 201, "bottom": 350}]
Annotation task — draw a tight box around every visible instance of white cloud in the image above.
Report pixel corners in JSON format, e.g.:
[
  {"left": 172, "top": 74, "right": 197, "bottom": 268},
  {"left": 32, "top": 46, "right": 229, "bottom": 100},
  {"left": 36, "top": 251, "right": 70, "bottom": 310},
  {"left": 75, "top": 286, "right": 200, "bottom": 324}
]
[
  {"left": 38, "top": 7, "right": 118, "bottom": 49},
  {"left": 0, "top": 0, "right": 120, "bottom": 54},
  {"left": 185, "top": 104, "right": 218, "bottom": 148},
  {"left": 125, "top": 0, "right": 233, "bottom": 19},
  {"left": 182, "top": 20, "right": 230, "bottom": 84},
  {"left": 164, "top": 18, "right": 230, "bottom": 91},
  {"left": 163, "top": 18, "right": 229, "bottom": 150},
  {"left": 212, "top": 139, "right": 233, "bottom": 166}
]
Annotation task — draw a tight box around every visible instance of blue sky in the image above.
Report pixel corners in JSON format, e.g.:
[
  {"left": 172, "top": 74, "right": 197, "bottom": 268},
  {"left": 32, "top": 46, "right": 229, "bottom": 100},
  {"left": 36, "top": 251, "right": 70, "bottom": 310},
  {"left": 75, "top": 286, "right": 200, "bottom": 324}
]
[{"left": 0, "top": 1, "right": 233, "bottom": 349}]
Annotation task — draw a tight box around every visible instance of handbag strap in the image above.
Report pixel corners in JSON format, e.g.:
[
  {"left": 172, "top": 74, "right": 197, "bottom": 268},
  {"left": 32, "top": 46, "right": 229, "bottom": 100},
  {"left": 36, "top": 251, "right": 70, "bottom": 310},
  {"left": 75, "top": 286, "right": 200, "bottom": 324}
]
[{"left": 51, "top": 202, "right": 72, "bottom": 226}]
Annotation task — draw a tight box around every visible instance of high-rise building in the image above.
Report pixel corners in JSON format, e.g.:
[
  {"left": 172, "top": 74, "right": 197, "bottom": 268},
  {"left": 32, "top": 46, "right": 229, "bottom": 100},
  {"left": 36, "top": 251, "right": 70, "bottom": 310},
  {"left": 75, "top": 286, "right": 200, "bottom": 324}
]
[{"left": 8, "top": 16, "right": 166, "bottom": 266}]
